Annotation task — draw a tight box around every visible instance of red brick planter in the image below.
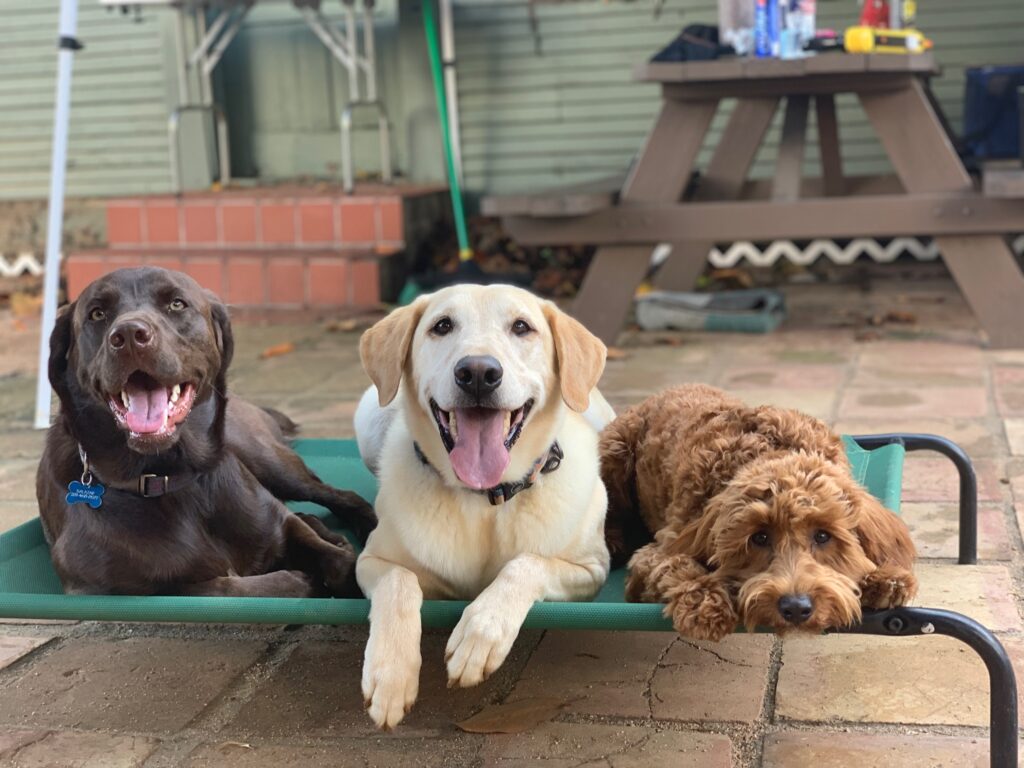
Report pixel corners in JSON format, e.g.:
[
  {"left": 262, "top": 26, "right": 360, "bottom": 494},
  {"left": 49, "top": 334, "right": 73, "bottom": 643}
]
[{"left": 67, "top": 184, "right": 448, "bottom": 309}]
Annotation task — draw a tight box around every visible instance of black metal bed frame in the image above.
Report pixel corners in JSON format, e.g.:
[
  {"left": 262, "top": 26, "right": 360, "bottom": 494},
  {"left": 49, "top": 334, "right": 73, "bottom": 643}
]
[{"left": 848, "top": 433, "right": 1017, "bottom": 768}]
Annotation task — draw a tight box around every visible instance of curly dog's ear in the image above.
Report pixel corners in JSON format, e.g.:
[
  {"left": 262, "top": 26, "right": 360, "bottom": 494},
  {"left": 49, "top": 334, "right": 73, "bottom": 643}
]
[
  {"left": 599, "top": 410, "right": 641, "bottom": 565},
  {"left": 543, "top": 302, "right": 606, "bottom": 413},
  {"left": 844, "top": 478, "right": 917, "bottom": 570},
  {"left": 360, "top": 298, "right": 427, "bottom": 406}
]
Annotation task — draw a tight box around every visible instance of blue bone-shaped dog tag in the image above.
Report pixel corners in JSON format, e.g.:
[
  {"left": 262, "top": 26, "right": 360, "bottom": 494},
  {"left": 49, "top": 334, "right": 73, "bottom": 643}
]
[{"left": 65, "top": 480, "right": 105, "bottom": 509}]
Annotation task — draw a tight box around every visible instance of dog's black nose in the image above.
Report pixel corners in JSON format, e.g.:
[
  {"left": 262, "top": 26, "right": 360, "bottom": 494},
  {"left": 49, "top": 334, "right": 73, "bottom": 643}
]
[
  {"left": 454, "top": 355, "right": 503, "bottom": 400},
  {"left": 109, "top": 319, "right": 154, "bottom": 352},
  {"left": 778, "top": 594, "right": 814, "bottom": 625}
]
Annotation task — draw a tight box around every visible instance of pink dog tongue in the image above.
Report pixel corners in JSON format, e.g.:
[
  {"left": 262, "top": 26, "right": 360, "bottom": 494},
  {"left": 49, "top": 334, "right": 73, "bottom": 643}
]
[
  {"left": 125, "top": 381, "right": 170, "bottom": 434},
  {"left": 449, "top": 408, "right": 510, "bottom": 489}
]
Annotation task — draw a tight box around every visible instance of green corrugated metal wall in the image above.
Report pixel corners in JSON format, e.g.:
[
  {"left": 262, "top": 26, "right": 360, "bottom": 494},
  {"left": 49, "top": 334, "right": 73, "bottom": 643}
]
[
  {"left": 0, "top": 1, "right": 174, "bottom": 200},
  {"left": 453, "top": 0, "right": 1024, "bottom": 194},
  {"left": 0, "top": 0, "right": 1020, "bottom": 200}
]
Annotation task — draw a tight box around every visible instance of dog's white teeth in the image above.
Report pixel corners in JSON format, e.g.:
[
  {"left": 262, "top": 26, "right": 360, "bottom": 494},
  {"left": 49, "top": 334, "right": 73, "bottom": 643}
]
[
  {"left": 170, "top": 384, "right": 181, "bottom": 403},
  {"left": 120, "top": 391, "right": 130, "bottom": 409},
  {"left": 449, "top": 411, "right": 458, "bottom": 439}
]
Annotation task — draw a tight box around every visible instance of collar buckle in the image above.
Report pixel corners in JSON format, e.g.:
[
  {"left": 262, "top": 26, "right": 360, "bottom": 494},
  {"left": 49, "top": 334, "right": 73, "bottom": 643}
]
[{"left": 139, "top": 474, "right": 170, "bottom": 497}]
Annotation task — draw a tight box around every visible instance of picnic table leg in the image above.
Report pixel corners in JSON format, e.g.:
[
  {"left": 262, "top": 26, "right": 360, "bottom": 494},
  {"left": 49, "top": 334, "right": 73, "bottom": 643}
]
[
  {"left": 860, "top": 80, "right": 1024, "bottom": 348},
  {"left": 816, "top": 94, "right": 845, "bottom": 197},
  {"left": 655, "top": 96, "right": 780, "bottom": 291},
  {"left": 574, "top": 98, "right": 717, "bottom": 342}
]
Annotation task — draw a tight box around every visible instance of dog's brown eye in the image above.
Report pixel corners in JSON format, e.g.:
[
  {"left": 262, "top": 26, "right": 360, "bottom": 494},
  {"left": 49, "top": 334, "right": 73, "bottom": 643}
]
[
  {"left": 813, "top": 530, "right": 832, "bottom": 545},
  {"left": 169, "top": 298, "right": 187, "bottom": 312},
  {"left": 88, "top": 307, "right": 105, "bottom": 322},
  {"left": 750, "top": 531, "right": 770, "bottom": 547},
  {"left": 431, "top": 317, "right": 453, "bottom": 336},
  {"left": 511, "top": 319, "right": 533, "bottom": 336}
]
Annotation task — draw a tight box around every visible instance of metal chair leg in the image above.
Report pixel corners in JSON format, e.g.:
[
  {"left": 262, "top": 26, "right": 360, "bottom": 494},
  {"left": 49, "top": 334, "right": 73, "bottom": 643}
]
[
  {"left": 852, "top": 432, "right": 978, "bottom": 564},
  {"left": 843, "top": 608, "right": 1018, "bottom": 768}
]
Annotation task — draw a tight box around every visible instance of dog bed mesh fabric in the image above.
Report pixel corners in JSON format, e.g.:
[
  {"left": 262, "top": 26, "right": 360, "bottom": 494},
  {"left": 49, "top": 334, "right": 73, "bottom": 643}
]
[{"left": 0, "top": 437, "right": 903, "bottom": 628}]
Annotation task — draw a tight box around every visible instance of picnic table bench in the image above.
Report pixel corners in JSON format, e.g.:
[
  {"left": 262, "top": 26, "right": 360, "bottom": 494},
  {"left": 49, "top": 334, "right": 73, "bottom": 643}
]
[{"left": 484, "top": 53, "right": 1024, "bottom": 347}]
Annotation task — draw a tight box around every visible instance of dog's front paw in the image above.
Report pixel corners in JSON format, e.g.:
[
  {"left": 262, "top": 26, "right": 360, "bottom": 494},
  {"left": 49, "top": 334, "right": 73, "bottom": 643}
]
[
  {"left": 319, "top": 542, "right": 358, "bottom": 597},
  {"left": 667, "top": 582, "right": 738, "bottom": 642},
  {"left": 860, "top": 566, "right": 918, "bottom": 610},
  {"left": 445, "top": 602, "right": 520, "bottom": 688},
  {"left": 361, "top": 641, "right": 421, "bottom": 730}
]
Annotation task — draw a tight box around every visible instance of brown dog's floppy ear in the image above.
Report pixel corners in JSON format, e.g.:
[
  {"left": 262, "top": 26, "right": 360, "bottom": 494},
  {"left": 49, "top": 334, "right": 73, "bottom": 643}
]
[
  {"left": 360, "top": 299, "right": 426, "bottom": 406},
  {"left": 47, "top": 302, "right": 77, "bottom": 404},
  {"left": 845, "top": 478, "right": 917, "bottom": 570},
  {"left": 543, "top": 302, "right": 607, "bottom": 413},
  {"left": 207, "top": 296, "right": 235, "bottom": 372}
]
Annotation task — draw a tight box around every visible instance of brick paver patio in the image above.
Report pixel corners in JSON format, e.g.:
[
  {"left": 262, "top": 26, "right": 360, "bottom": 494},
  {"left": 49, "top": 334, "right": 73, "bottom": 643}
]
[{"left": 0, "top": 274, "right": 1021, "bottom": 766}]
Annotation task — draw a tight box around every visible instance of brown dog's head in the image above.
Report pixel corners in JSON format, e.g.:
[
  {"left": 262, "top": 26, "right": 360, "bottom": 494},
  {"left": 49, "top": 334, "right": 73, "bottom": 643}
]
[
  {"left": 49, "top": 267, "right": 233, "bottom": 455},
  {"left": 690, "top": 451, "right": 916, "bottom": 632}
]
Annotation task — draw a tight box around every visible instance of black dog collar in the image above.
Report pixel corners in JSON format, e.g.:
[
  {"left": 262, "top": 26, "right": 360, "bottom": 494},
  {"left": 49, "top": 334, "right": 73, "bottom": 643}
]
[
  {"left": 413, "top": 441, "right": 563, "bottom": 506},
  {"left": 76, "top": 444, "right": 199, "bottom": 499}
]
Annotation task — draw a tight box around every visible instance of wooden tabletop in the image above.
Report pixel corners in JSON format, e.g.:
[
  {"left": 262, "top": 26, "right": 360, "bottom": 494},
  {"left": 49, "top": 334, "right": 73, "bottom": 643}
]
[{"left": 635, "top": 52, "right": 938, "bottom": 84}]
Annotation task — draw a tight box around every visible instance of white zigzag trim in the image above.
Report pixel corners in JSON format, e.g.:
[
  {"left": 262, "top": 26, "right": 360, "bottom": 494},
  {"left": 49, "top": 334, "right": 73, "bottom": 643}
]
[
  {"left": 0, "top": 253, "right": 45, "bottom": 278},
  {"left": 705, "top": 238, "right": 958, "bottom": 269}
]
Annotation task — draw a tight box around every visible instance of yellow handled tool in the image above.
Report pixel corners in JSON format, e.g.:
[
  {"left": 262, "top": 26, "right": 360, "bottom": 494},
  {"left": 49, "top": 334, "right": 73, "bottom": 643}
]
[{"left": 844, "top": 26, "right": 932, "bottom": 54}]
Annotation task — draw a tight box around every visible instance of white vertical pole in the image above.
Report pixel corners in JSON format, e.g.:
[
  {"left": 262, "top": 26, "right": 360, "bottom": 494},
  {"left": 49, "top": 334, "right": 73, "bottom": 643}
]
[
  {"left": 439, "top": 0, "right": 463, "bottom": 185},
  {"left": 34, "top": 0, "right": 80, "bottom": 430}
]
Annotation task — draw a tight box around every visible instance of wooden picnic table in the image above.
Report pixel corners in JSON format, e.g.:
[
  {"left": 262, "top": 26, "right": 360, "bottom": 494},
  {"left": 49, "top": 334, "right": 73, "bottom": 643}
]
[{"left": 484, "top": 53, "right": 1024, "bottom": 347}]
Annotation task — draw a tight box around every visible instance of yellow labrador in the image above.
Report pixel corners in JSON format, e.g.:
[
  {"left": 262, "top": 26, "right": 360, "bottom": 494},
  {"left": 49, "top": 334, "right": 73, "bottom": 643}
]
[{"left": 353, "top": 284, "right": 613, "bottom": 729}]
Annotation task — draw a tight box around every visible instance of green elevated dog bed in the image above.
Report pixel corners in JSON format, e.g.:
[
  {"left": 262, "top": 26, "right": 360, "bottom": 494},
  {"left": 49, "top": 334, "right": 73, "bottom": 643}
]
[
  {"left": 0, "top": 437, "right": 900, "bottom": 628},
  {"left": 0, "top": 435, "right": 1016, "bottom": 766}
]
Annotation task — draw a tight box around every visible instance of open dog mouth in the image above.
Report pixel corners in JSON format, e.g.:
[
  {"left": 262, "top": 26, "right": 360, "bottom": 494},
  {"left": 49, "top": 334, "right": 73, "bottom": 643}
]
[
  {"left": 430, "top": 398, "right": 534, "bottom": 490},
  {"left": 107, "top": 371, "right": 197, "bottom": 439}
]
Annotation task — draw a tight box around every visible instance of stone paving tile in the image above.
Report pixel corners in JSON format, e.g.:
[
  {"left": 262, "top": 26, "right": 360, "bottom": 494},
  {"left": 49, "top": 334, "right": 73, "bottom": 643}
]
[
  {"left": 273, "top": 397, "right": 360, "bottom": 438},
  {"left": 726, "top": 388, "right": 837, "bottom": 420},
  {"left": 186, "top": 737, "right": 478, "bottom": 768},
  {"left": 718, "top": 364, "right": 845, "bottom": 390},
  {"left": 1003, "top": 418, "right": 1024, "bottom": 456},
  {"left": 848, "top": 364, "right": 985, "bottom": 390},
  {"left": 857, "top": 341, "right": 985, "bottom": 371},
  {"left": 762, "top": 730, "right": 988, "bottom": 767},
  {"left": 510, "top": 631, "right": 673, "bottom": 719},
  {"left": 901, "top": 458, "right": 1004, "bottom": 504},
  {"left": 838, "top": 387, "right": 988, "bottom": 420},
  {"left": 993, "top": 366, "right": 1024, "bottom": 417},
  {"left": 0, "top": 637, "right": 266, "bottom": 733},
  {"left": 480, "top": 722, "right": 733, "bottom": 768},
  {"left": 649, "top": 635, "right": 772, "bottom": 723},
  {"left": 900, "top": 502, "right": 1011, "bottom": 561},
  {"left": 0, "top": 636, "right": 52, "bottom": 671},
  {"left": 776, "top": 635, "right": 1024, "bottom": 727},
  {"left": 0, "top": 458, "right": 38, "bottom": 503},
  {"left": 0, "top": 429, "right": 45, "bottom": 461},
  {"left": 226, "top": 632, "right": 529, "bottom": 739},
  {"left": 0, "top": 500, "right": 37, "bottom": 534},
  {"left": 912, "top": 564, "right": 1022, "bottom": 632},
  {"left": 832, "top": 418, "right": 1007, "bottom": 457},
  {"left": 0, "top": 729, "right": 159, "bottom": 767}
]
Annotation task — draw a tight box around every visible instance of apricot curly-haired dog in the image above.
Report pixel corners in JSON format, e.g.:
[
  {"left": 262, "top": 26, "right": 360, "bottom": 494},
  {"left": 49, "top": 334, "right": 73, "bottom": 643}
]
[{"left": 601, "top": 384, "right": 917, "bottom": 641}]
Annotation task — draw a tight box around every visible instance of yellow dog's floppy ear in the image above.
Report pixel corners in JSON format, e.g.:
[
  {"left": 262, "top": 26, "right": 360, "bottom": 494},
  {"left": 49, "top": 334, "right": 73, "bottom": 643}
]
[
  {"left": 359, "top": 299, "right": 426, "bottom": 406},
  {"left": 543, "top": 302, "right": 607, "bottom": 413}
]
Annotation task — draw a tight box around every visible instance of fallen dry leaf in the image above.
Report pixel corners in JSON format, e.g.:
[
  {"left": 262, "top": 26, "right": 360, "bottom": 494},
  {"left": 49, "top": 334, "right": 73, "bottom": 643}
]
[
  {"left": 259, "top": 342, "right": 295, "bottom": 360},
  {"left": 884, "top": 309, "right": 917, "bottom": 324},
  {"left": 455, "top": 697, "right": 566, "bottom": 734},
  {"left": 216, "top": 741, "right": 252, "bottom": 750},
  {"left": 606, "top": 346, "right": 629, "bottom": 360},
  {"left": 324, "top": 318, "right": 360, "bottom": 333}
]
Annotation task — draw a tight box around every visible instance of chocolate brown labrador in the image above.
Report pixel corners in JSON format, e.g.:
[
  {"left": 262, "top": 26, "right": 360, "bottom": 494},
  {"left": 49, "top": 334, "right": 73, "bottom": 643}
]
[{"left": 36, "top": 267, "right": 376, "bottom": 597}]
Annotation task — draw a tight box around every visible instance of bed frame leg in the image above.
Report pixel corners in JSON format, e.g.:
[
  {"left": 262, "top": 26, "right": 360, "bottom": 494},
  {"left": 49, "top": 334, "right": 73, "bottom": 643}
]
[
  {"left": 844, "top": 608, "right": 1018, "bottom": 768},
  {"left": 851, "top": 433, "right": 977, "bottom": 564}
]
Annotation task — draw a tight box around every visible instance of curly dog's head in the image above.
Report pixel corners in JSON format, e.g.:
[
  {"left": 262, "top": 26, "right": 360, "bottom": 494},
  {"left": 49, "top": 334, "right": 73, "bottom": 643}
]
[{"left": 690, "top": 450, "right": 911, "bottom": 632}]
